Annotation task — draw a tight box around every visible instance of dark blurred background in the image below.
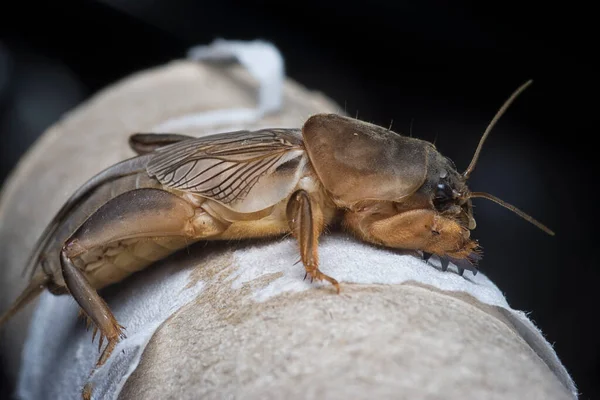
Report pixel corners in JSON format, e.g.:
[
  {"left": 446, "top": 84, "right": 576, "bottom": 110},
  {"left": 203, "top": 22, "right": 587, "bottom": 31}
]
[{"left": 0, "top": 1, "right": 597, "bottom": 399}]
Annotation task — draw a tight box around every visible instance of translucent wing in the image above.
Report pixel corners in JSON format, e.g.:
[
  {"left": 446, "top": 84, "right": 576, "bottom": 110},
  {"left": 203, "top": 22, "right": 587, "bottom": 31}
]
[{"left": 146, "top": 128, "right": 307, "bottom": 213}]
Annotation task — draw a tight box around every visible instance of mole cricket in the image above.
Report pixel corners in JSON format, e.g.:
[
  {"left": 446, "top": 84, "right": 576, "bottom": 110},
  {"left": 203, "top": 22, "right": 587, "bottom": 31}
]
[{"left": 0, "top": 79, "right": 553, "bottom": 392}]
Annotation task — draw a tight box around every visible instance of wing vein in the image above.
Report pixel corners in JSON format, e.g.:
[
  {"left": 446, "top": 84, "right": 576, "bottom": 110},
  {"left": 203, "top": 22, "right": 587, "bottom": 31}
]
[{"left": 146, "top": 128, "right": 304, "bottom": 211}]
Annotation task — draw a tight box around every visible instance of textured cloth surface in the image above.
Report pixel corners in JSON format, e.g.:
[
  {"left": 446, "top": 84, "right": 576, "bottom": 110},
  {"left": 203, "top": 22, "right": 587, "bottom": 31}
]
[
  {"left": 0, "top": 41, "right": 576, "bottom": 400},
  {"left": 19, "top": 236, "right": 577, "bottom": 400}
]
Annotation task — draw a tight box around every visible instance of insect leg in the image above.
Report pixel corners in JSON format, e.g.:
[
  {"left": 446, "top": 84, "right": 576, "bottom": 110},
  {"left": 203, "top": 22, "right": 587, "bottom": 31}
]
[
  {"left": 60, "top": 188, "right": 198, "bottom": 361},
  {"left": 60, "top": 250, "right": 125, "bottom": 368},
  {"left": 345, "top": 208, "right": 480, "bottom": 275},
  {"left": 286, "top": 190, "right": 340, "bottom": 293},
  {"left": 58, "top": 188, "right": 215, "bottom": 398}
]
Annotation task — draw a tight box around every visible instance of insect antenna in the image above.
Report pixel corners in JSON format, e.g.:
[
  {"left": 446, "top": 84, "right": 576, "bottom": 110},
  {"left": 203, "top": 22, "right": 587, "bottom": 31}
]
[
  {"left": 469, "top": 191, "right": 555, "bottom": 236},
  {"left": 463, "top": 79, "right": 533, "bottom": 179}
]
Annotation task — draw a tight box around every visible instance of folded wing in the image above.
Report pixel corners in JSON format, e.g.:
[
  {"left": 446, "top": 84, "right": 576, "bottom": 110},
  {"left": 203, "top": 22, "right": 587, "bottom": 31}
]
[{"left": 146, "top": 128, "right": 307, "bottom": 214}]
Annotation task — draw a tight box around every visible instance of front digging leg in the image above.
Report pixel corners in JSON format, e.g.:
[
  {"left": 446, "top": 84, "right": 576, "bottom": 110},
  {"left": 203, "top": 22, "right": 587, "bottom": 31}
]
[
  {"left": 345, "top": 206, "right": 481, "bottom": 276},
  {"left": 286, "top": 190, "right": 340, "bottom": 293}
]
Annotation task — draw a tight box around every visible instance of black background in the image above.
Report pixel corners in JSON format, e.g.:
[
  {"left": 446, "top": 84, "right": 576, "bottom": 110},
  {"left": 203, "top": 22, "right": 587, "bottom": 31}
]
[{"left": 1, "top": 1, "right": 598, "bottom": 399}]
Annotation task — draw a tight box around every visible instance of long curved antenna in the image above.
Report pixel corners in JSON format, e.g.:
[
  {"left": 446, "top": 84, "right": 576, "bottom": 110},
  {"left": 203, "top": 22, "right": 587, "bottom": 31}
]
[
  {"left": 469, "top": 191, "right": 555, "bottom": 236},
  {"left": 463, "top": 80, "right": 534, "bottom": 179}
]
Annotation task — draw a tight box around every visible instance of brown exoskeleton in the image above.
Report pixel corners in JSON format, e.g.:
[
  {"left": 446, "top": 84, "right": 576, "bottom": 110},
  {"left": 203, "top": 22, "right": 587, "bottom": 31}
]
[{"left": 0, "top": 80, "right": 553, "bottom": 396}]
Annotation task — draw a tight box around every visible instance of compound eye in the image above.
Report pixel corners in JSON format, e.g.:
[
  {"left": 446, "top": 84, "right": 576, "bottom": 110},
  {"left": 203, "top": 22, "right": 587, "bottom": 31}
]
[{"left": 435, "top": 183, "right": 454, "bottom": 201}]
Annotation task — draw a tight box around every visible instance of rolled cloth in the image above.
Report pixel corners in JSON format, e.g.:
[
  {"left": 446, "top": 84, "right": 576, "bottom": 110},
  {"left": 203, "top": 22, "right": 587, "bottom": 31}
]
[{"left": 0, "top": 40, "right": 577, "bottom": 400}]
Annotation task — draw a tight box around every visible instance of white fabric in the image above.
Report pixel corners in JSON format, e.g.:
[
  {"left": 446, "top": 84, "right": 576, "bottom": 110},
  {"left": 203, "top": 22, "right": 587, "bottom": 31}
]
[
  {"left": 17, "top": 235, "right": 578, "bottom": 400},
  {"left": 17, "top": 264, "right": 205, "bottom": 400},
  {"left": 152, "top": 39, "right": 284, "bottom": 132}
]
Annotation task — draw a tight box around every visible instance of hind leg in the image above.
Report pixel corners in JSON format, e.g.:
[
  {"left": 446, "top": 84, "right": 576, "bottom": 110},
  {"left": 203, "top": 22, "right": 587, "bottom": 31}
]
[
  {"left": 60, "top": 187, "right": 205, "bottom": 367},
  {"left": 58, "top": 188, "right": 226, "bottom": 398},
  {"left": 60, "top": 251, "right": 125, "bottom": 368},
  {"left": 61, "top": 250, "right": 126, "bottom": 400}
]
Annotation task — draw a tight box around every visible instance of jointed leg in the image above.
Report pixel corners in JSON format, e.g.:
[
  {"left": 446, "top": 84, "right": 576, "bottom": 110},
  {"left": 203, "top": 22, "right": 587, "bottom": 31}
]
[
  {"left": 54, "top": 188, "right": 219, "bottom": 398},
  {"left": 60, "top": 250, "right": 125, "bottom": 368},
  {"left": 345, "top": 206, "right": 481, "bottom": 275},
  {"left": 286, "top": 190, "right": 340, "bottom": 293}
]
